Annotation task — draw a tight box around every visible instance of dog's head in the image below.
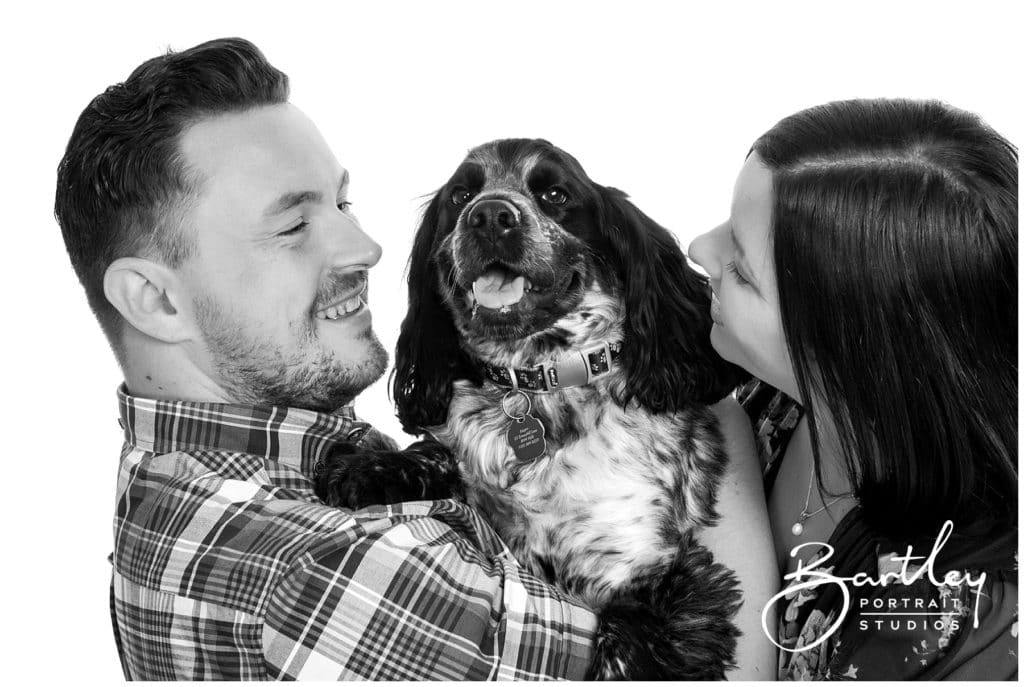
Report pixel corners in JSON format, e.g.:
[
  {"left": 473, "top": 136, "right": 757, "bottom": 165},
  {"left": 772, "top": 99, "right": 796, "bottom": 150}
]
[{"left": 394, "top": 139, "right": 743, "bottom": 433}]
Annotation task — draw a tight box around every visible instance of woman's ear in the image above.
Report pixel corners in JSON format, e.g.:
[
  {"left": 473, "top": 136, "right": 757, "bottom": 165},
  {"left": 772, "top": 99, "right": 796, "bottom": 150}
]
[
  {"left": 391, "top": 190, "right": 481, "bottom": 434},
  {"left": 600, "top": 187, "right": 745, "bottom": 411},
  {"left": 103, "top": 257, "right": 195, "bottom": 343}
]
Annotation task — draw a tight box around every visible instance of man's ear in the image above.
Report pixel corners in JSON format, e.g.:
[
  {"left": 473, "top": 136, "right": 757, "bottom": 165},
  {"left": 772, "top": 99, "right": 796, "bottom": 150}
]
[{"left": 103, "top": 257, "right": 194, "bottom": 343}]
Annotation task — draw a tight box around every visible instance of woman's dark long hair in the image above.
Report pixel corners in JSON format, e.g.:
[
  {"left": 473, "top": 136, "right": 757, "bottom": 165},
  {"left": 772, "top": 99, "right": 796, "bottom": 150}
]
[{"left": 752, "top": 99, "right": 1017, "bottom": 541}]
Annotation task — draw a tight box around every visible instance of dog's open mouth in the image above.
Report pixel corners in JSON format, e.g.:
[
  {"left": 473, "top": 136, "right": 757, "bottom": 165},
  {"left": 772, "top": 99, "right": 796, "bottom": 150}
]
[{"left": 465, "top": 264, "right": 576, "bottom": 313}]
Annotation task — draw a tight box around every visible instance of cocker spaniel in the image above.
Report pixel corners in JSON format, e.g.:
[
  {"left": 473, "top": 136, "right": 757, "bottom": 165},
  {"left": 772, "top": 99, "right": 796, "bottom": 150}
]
[{"left": 316, "top": 139, "right": 745, "bottom": 679}]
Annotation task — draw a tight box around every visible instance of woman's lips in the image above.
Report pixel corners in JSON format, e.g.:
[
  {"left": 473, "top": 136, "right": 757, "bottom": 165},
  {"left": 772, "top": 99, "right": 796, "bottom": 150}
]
[{"left": 710, "top": 291, "right": 723, "bottom": 325}]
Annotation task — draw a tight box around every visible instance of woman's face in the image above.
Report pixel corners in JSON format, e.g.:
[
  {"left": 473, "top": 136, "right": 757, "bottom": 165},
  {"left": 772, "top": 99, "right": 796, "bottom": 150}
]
[{"left": 688, "top": 152, "right": 799, "bottom": 400}]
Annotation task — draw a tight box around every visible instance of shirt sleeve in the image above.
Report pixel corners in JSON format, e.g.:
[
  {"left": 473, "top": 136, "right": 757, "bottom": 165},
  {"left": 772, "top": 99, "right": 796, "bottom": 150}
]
[{"left": 261, "top": 511, "right": 597, "bottom": 680}]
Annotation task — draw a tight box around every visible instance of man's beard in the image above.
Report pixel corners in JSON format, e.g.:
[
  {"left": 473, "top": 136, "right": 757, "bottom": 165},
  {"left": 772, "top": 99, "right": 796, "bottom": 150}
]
[{"left": 193, "top": 292, "right": 388, "bottom": 413}]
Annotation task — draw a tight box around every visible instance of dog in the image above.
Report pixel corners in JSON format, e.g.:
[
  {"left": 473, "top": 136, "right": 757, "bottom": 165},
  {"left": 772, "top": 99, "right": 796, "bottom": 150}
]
[{"left": 317, "top": 139, "right": 745, "bottom": 679}]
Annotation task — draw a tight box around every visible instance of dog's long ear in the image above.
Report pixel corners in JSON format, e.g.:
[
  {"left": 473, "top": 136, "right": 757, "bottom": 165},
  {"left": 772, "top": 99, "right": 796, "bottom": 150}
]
[
  {"left": 391, "top": 190, "right": 480, "bottom": 434},
  {"left": 600, "top": 188, "right": 745, "bottom": 412}
]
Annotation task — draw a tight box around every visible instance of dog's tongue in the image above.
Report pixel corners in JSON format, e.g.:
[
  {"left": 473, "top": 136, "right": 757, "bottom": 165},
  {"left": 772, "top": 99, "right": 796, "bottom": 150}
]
[{"left": 472, "top": 268, "right": 526, "bottom": 309}]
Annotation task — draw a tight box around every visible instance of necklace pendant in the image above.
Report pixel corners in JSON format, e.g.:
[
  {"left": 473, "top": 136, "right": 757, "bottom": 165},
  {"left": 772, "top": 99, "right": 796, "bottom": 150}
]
[{"left": 791, "top": 521, "right": 805, "bottom": 536}]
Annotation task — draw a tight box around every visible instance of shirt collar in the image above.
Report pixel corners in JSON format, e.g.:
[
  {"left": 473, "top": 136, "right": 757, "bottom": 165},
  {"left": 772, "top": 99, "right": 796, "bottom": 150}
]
[{"left": 117, "top": 384, "right": 370, "bottom": 475}]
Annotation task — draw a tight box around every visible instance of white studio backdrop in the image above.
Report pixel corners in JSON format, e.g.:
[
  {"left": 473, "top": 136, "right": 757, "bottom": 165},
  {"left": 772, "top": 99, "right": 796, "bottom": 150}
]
[{"left": 1, "top": 0, "right": 1019, "bottom": 681}]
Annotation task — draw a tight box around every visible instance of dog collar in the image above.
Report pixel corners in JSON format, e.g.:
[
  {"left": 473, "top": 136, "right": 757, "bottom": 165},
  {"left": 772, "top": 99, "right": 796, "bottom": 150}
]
[{"left": 477, "top": 341, "right": 623, "bottom": 394}]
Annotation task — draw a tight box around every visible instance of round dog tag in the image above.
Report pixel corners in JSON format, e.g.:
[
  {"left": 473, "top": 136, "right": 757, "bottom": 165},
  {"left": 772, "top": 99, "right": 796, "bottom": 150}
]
[{"left": 507, "top": 415, "right": 547, "bottom": 461}]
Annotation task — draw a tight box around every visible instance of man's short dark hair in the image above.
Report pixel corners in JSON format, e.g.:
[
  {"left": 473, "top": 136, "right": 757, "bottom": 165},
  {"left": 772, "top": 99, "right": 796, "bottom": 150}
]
[{"left": 54, "top": 37, "right": 289, "bottom": 357}]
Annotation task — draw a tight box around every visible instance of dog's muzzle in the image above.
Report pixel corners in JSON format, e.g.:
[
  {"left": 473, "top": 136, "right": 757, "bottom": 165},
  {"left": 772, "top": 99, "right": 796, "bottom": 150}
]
[{"left": 466, "top": 198, "right": 523, "bottom": 247}]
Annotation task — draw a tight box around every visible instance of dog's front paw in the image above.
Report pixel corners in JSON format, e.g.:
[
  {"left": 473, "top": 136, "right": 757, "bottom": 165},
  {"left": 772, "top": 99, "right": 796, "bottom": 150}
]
[
  {"left": 587, "top": 534, "right": 742, "bottom": 680},
  {"left": 313, "top": 440, "right": 464, "bottom": 509},
  {"left": 314, "top": 443, "right": 388, "bottom": 509}
]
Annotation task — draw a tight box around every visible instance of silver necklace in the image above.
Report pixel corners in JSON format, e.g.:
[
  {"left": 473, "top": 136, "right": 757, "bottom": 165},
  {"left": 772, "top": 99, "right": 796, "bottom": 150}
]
[{"left": 791, "top": 460, "right": 854, "bottom": 536}]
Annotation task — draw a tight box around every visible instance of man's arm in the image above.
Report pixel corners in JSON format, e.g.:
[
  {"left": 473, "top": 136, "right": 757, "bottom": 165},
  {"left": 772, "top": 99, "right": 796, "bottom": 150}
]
[
  {"left": 262, "top": 508, "right": 596, "bottom": 680},
  {"left": 308, "top": 438, "right": 745, "bottom": 680}
]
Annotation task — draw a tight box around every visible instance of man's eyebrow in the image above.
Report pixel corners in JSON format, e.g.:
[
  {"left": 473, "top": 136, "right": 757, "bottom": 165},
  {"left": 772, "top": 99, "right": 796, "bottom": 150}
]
[
  {"left": 262, "top": 171, "right": 350, "bottom": 218},
  {"left": 263, "top": 190, "right": 323, "bottom": 218}
]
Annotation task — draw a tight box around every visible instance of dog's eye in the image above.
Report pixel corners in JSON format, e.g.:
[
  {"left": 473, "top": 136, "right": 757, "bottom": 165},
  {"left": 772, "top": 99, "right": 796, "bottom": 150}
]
[
  {"left": 450, "top": 187, "right": 474, "bottom": 206},
  {"left": 541, "top": 187, "right": 569, "bottom": 205}
]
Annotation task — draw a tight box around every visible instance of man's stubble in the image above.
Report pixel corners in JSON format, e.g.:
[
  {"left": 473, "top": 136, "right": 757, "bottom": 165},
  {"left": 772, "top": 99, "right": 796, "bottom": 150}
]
[{"left": 193, "top": 293, "right": 388, "bottom": 412}]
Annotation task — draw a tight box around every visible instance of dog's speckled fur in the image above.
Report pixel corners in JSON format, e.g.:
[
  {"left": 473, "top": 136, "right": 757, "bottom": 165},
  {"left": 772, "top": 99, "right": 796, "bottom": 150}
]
[
  {"left": 388, "top": 139, "right": 746, "bottom": 678},
  {"left": 432, "top": 370, "right": 728, "bottom": 605}
]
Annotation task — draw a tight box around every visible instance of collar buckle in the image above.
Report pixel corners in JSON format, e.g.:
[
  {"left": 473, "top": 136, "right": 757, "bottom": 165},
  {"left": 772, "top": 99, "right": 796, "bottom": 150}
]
[{"left": 582, "top": 341, "right": 614, "bottom": 383}]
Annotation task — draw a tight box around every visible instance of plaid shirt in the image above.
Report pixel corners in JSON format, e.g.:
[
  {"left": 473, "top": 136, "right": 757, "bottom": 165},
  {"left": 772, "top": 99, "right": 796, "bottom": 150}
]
[{"left": 109, "top": 386, "right": 596, "bottom": 680}]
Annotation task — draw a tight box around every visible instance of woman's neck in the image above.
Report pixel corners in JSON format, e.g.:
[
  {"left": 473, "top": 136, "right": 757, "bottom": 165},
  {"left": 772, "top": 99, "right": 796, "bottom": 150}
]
[{"left": 769, "top": 408, "right": 858, "bottom": 576}]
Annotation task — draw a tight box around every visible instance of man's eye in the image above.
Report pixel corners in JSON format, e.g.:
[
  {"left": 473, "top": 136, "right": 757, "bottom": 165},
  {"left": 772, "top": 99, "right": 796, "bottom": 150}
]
[
  {"left": 450, "top": 187, "right": 474, "bottom": 206},
  {"left": 280, "top": 222, "right": 309, "bottom": 237},
  {"left": 541, "top": 187, "right": 568, "bottom": 205}
]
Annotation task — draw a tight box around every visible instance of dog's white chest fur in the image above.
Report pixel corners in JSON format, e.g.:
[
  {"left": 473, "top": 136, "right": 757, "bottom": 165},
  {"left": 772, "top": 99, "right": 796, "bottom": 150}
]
[{"left": 430, "top": 379, "right": 724, "bottom": 607}]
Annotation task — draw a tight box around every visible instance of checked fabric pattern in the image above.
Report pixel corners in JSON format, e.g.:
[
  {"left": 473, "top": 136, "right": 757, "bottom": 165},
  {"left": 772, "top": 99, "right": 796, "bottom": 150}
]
[{"left": 109, "top": 386, "right": 596, "bottom": 680}]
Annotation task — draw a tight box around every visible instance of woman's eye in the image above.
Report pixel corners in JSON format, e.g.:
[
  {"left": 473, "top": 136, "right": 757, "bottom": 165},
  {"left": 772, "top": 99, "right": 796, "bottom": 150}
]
[
  {"left": 280, "top": 222, "right": 309, "bottom": 237},
  {"left": 725, "top": 260, "right": 751, "bottom": 287},
  {"left": 337, "top": 201, "right": 353, "bottom": 212},
  {"left": 450, "top": 187, "right": 473, "bottom": 206},
  {"left": 541, "top": 187, "right": 568, "bottom": 205}
]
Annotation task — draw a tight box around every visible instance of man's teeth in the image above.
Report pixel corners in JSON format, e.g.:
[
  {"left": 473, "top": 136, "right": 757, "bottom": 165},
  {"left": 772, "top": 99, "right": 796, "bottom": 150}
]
[{"left": 315, "top": 296, "right": 364, "bottom": 320}]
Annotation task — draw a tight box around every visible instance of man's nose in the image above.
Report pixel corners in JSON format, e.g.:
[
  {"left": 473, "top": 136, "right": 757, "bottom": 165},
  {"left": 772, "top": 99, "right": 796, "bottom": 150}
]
[
  {"left": 327, "top": 214, "right": 382, "bottom": 268},
  {"left": 687, "top": 226, "right": 722, "bottom": 280}
]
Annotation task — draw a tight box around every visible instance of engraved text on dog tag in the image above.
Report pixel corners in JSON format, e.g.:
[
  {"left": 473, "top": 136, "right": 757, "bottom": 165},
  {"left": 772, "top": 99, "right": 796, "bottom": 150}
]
[{"left": 507, "top": 414, "right": 547, "bottom": 461}]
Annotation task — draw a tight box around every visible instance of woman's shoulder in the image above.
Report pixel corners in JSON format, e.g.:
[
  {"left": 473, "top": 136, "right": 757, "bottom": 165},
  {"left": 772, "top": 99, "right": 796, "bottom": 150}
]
[
  {"left": 777, "top": 510, "right": 1018, "bottom": 680},
  {"left": 734, "top": 377, "right": 803, "bottom": 488}
]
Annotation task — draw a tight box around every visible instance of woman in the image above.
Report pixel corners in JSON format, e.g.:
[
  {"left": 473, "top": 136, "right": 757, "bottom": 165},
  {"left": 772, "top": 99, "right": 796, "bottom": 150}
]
[{"left": 688, "top": 99, "right": 1017, "bottom": 680}]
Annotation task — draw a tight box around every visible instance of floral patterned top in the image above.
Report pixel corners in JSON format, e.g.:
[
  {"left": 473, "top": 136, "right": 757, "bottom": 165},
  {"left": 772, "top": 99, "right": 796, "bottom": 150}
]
[{"left": 736, "top": 378, "right": 1019, "bottom": 681}]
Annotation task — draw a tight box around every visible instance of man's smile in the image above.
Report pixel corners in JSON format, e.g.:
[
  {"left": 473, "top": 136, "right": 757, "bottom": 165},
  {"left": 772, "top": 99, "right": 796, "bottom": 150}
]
[
  {"left": 314, "top": 271, "right": 369, "bottom": 321},
  {"left": 314, "top": 292, "right": 366, "bottom": 321}
]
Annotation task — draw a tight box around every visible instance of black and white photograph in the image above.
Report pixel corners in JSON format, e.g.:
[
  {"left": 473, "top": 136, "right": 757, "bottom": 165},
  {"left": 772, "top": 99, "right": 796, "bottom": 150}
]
[{"left": 4, "top": 0, "right": 1019, "bottom": 681}]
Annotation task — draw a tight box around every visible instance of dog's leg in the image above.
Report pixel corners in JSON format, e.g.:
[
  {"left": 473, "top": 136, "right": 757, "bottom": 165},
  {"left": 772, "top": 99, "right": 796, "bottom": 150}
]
[
  {"left": 586, "top": 532, "right": 742, "bottom": 680},
  {"left": 313, "top": 440, "right": 465, "bottom": 510}
]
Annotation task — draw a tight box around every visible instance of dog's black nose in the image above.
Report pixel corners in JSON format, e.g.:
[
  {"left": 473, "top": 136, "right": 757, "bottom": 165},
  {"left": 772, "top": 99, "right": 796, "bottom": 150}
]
[{"left": 468, "top": 199, "right": 520, "bottom": 242}]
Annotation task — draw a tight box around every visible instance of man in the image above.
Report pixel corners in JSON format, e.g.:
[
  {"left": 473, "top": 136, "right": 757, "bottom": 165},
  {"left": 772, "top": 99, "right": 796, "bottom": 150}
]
[{"left": 55, "top": 38, "right": 775, "bottom": 680}]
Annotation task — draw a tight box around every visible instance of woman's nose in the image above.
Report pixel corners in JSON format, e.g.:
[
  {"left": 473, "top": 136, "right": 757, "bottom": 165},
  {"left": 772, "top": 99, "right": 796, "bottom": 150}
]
[{"left": 687, "top": 226, "right": 722, "bottom": 280}]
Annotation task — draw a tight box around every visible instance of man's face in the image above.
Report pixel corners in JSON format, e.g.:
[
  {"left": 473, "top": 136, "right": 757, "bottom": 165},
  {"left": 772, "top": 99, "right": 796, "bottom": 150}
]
[{"left": 177, "top": 103, "right": 387, "bottom": 412}]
